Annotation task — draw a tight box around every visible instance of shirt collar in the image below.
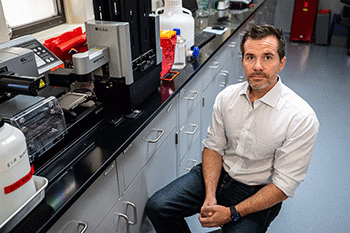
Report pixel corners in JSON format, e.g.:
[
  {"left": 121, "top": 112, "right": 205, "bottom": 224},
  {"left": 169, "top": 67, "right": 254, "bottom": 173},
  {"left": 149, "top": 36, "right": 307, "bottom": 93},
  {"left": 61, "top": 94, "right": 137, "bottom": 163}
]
[{"left": 239, "top": 77, "right": 283, "bottom": 108}]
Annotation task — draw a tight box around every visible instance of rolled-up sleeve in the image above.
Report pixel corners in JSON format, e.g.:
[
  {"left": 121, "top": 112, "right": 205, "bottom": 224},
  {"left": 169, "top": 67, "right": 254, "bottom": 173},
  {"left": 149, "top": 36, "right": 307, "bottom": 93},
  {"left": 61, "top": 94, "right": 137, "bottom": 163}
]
[
  {"left": 273, "top": 113, "right": 319, "bottom": 197},
  {"left": 202, "top": 92, "right": 228, "bottom": 156}
]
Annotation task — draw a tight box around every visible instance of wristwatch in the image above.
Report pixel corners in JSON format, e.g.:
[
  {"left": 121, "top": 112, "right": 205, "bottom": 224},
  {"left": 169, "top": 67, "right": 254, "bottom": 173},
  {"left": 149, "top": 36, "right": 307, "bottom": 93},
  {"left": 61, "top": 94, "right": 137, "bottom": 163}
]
[{"left": 230, "top": 205, "right": 241, "bottom": 222}]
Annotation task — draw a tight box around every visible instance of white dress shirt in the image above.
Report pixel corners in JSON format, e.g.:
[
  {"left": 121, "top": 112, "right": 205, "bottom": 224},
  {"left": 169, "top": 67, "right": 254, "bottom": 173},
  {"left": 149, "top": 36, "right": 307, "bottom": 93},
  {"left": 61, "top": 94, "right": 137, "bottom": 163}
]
[{"left": 203, "top": 78, "right": 319, "bottom": 197}]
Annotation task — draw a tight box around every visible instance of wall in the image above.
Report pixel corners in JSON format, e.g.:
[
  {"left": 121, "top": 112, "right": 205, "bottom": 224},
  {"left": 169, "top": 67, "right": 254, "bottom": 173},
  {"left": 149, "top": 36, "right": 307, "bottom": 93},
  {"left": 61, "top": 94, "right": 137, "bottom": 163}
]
[
  {"left": 0, "top": 0, "right": 9, "bottom": 43},
  {"left": 274, "top": 0, "right": 346, "bottom": 33},
  {"left": 63, "top": 0, "right": 94, "bottom": 24}
]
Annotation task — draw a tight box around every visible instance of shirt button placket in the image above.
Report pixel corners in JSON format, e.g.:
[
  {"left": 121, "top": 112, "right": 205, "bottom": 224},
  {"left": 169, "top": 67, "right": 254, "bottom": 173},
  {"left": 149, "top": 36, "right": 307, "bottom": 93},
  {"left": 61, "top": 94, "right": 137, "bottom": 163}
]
[{"left": 237, "top": 109, "right": 255, "bottom": 154}]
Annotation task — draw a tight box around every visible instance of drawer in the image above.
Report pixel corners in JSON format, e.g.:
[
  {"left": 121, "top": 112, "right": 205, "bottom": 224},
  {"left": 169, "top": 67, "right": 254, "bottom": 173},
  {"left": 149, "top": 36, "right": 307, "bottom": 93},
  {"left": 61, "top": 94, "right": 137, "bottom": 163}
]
[
  {"left": 47, "top": 162, "right": 119, "bottom": 233},
  {"left": 178, "top": 76, "right": 202, "bottom": 126},
  {"left": 178, "top": 101, "right": 201, "bottom": 162},
  {"left": 96, "top": 132, "right": 177, "bottom": 233},
  {"left": 94, "top": 171, "right": 149, "bottom": 233},
  {"left": 117, "top": 100, "right": 177, "bottom": 193},
  {"left": 178, "top": 134, "right": 201, "bottom": 177},
  {"left": 202, "top": 45, "right": 229, "bottom": 91}
]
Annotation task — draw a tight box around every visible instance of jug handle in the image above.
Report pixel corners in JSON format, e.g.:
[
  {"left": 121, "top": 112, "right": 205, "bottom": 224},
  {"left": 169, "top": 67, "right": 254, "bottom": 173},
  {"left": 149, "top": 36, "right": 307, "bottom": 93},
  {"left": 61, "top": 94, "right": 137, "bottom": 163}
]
[
  {"left": 155, "top": 7, "right": 192, "bottom": 16},
  {"left": 182, "top": 8, "right": 192, "bottom": 16},
  {"left": 155, "top": 7, "right": 164, "bottom": 15}
]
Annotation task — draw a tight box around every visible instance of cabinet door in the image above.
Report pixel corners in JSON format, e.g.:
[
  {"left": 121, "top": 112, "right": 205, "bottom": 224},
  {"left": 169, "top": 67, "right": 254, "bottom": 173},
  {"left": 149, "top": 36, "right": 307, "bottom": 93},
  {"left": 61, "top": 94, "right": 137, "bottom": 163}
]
[
  {"left": 201, "top": 66, "right": 230, "bottom": 142},
  {"left": 144, "top": 127, "right": 177, "bottom": 196},
  {"left": 178, "top": 76, "right": 202, "bottom": 127},
  {"left": 178, "top": 133, "right": 201, "bottom": 177},
  {"left": 117, "top": 100, "right": 177, "bottom": 194},
  {"left": 178, "top": 100, "right": 201, "bottom": 163},
  {"left": 201, "top": 83, "right": 216, "bottom": 142},
  {"left": 47, "top": 162, "right": 119, "bottom": 233},
  {"left": 226, "top": 34, "right": 241, "bottom": 84},
  {"left": 201, "top": 46, "right": 229, "bottom": 91},
  {"left": 95, "top": 128, "right": 177, "bottom": 233},
  {"left": 93, "top": 175, "right": 149, "bottom": 233}
]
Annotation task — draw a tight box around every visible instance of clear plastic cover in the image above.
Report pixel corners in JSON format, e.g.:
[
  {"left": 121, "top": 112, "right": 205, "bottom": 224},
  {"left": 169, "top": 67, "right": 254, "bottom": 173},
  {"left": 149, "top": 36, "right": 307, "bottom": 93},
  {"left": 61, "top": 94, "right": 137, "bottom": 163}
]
[{"left": 9, "top": 96, "right": 66, "bottom": 162}]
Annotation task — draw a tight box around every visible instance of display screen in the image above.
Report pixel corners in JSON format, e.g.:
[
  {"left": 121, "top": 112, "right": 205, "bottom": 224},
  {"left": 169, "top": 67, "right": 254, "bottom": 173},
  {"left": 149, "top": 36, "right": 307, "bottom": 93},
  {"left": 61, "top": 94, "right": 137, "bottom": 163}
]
[{"left": 23, "top": 43, "right": 38, "bottom": 50}]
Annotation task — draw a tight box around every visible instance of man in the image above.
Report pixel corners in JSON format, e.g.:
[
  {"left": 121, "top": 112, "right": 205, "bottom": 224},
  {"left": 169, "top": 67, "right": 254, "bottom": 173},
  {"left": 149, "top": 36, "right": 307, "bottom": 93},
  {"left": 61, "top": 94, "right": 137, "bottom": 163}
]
[{"left": 146, "top": 24, "right": 319, "bottom": 232}]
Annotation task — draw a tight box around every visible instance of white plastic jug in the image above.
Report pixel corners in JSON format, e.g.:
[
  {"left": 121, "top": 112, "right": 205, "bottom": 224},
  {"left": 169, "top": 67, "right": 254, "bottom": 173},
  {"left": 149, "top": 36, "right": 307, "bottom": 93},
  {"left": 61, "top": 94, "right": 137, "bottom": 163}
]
[
  {"left": 0, "top": 116, "right": 36, "bottom": 225},
  {"left": 156, "top": 0, "right": 195, "bottom": 49}
]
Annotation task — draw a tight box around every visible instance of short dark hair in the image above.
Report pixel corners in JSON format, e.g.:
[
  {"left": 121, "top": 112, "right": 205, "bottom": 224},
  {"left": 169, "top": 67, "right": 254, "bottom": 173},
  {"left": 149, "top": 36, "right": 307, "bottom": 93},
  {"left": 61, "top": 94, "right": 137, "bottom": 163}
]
[{"left": 240, "top": 24, "right": 286, "bottom": 60}]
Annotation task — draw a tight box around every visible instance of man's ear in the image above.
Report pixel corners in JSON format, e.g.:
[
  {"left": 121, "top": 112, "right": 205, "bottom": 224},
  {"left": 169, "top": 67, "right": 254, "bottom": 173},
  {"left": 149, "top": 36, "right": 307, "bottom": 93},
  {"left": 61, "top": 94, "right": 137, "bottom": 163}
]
[{"left": 279, "top": 56, "right": 286, "bottom": 71}]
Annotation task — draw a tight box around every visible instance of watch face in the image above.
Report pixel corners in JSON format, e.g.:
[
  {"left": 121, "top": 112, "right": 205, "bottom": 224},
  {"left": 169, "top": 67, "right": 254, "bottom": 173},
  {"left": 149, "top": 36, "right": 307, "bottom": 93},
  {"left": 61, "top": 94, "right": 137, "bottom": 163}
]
[
  {"left": 230, "top": 205, "right": 241, "bottom": 222},
  {"left": 232, "top": 213, "right": 240, "bottom": 222}
]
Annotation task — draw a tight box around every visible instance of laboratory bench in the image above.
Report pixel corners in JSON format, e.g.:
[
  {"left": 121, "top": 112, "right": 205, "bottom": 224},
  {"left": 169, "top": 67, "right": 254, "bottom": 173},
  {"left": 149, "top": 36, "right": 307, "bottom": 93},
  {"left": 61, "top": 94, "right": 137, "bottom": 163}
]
[{"left": 7, "top": 0, "right": 276, "bottom": 232}]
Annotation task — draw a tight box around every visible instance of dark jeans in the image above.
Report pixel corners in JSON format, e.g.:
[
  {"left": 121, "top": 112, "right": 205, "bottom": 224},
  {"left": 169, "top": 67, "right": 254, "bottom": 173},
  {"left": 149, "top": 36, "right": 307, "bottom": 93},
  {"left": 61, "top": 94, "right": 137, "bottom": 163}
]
[{"left": 146, "top": 164, "right": 282, "bottom": 233}]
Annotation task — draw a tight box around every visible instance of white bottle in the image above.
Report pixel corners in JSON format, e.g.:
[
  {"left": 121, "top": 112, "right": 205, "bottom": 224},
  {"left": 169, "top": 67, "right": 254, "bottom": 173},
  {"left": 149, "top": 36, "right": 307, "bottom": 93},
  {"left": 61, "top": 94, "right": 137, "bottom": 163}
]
[
  {"left": 0, "top": 115, "right": 36, "bottom": 225},
  {"left": 156, "top": 0, "right": 195, "bottom": 49},
  {"left": 172, "top": 28, "right": 186, "bottom": 70}
]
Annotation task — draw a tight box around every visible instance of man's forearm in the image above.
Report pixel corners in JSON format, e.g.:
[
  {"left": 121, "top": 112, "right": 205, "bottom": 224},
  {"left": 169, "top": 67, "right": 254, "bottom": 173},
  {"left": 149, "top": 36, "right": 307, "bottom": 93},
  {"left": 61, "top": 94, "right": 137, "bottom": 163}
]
[
  {"left": 202, "top": 147, "right": 223, "bottom": 198},
  {"left": 235, "top": 183, "right": 288, "bottom": 217}
]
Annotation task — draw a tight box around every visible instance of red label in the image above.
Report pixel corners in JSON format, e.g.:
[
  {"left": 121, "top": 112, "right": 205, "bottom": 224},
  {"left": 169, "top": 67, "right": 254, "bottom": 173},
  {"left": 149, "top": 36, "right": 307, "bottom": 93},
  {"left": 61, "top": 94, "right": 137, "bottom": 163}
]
[{"left": 4, "top": 165, "right": 34, "bottom": 194}]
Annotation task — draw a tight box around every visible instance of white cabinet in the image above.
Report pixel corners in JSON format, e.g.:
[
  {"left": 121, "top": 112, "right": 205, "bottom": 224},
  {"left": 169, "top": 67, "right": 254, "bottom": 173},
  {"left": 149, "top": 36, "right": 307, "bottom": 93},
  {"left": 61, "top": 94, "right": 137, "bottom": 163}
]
[
  {"left": 101, "top": 98, "right": 178, "bottom": 233},
  {"left": 94, "top": 128, "right": 177, "bottom": 233},
  {"left": 178, "top": 133, "right": 201, "bottom": 176},
  {"left": 47, "top": 162, "right": 119, "bottom": 233},
  {"left": 178, "top": 100, "right": 201, "bottom": 167},
  {"left": 225, "top": 34, "right": 242, "bottom": 84},
  {"left": 177, "top": 71, "right": 203, "bottom": 176},
  {"left": 116, "top": 99, "right": 177, "bottom": 194},
  {"left": 178, "top": 76, "right": 202, "bottom": 128},
  {"left": 93, "top": 171, "right": 149, "bottom": 233},
  {"left": 201, "top": 65, "right": 230, "bottom": 143}
]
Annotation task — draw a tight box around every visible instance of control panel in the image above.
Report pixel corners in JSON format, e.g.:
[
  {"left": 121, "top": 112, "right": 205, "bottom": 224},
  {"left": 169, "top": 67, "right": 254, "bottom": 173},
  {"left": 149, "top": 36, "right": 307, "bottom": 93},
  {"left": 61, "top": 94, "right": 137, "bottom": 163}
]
[{"left": 0, "top": 35, "right": 63, "bottom": 76}]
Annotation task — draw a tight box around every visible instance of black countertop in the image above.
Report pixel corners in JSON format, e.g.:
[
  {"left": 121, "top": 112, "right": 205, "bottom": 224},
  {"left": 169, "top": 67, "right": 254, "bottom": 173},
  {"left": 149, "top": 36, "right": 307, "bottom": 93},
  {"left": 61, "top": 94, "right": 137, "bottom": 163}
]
[{"left": 8, "top": 1, "right": 269, "bottom": 232}]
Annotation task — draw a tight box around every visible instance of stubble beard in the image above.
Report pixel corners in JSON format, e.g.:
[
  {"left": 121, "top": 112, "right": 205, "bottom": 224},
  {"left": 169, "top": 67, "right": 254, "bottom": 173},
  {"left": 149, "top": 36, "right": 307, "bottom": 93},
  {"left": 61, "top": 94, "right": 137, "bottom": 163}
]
[{"left": 248, "top": 74, "right": 277, "bottom": 90}]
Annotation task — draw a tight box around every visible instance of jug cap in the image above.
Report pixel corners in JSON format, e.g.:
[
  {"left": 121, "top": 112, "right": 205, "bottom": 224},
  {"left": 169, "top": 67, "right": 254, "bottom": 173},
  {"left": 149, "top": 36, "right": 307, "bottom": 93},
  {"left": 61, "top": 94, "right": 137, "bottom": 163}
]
[{"left": 173, "top": 28, "right": 181, "bottom": 35}]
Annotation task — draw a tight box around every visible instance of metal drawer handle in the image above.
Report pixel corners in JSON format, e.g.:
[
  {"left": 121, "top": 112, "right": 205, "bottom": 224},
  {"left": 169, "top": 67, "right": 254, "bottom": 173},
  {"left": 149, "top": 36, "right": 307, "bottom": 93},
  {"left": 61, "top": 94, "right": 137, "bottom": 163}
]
[
  {"left": 125, "top": 201, "right": 138, "bottom": 225},
  {"left": 116, "top": 213, "right": 130, "bottom": 233},
  {"left": 219, "top": 72, "right": 229, "bottom": 87},
  {"left": 184, "top": 124, "right": 198, "bottom": 135},
  {"left": 104, "top": 163, "right": 115, "bottom": 176},
  {"left": 184, "top": 91, "right": 199, "bottom": 100},
  {"left": 166, "top": 103, "right": 173, "bottom": 113},
  {"left": 77, "top": 221, "right": 88, "bottom": 233},
  {"left": 115, "top": 202, "right": 137, "bottom": 233},
  {"left": 184, "top": 159, "right": 198, "bottom": 171},
  {"left": 209, "top": 61, "right": 220, "bottom": 69},
  {"left": 143, "top": 128, "right": 165, "bottom": 143},
  {"left": 228, "top": 41, "right": 236, "bottom": 48}
]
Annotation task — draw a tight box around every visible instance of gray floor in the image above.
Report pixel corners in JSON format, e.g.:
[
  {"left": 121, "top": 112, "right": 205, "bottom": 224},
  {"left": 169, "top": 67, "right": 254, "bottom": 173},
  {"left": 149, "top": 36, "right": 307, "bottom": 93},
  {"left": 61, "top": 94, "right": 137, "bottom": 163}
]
[{"left": 267, "top": 41, "right": 350, "bottom": 232}]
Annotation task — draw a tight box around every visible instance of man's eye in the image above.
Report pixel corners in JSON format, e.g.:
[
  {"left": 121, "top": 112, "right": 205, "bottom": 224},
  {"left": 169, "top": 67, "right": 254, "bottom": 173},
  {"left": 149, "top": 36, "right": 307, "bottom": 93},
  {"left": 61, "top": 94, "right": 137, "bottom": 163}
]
[{"left": 265, "top": 56, "right": 272, "bottom": 60}]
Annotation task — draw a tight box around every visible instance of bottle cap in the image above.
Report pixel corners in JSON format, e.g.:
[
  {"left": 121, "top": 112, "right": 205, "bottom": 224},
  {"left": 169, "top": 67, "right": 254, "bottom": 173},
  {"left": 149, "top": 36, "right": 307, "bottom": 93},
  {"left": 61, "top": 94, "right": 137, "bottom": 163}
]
[
  {"left": 193, "top": 46, "right": 199, "bottom": 58},
  {"left": 173, "top": 28, "right": 181, "bottom": 35}
]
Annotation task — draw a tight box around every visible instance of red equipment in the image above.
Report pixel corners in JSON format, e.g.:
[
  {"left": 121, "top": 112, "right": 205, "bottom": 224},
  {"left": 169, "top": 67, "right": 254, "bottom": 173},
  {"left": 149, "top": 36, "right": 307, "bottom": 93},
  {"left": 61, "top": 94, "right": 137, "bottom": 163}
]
[
  {"left": 290, "top": 0, "right": 319, "bottom": 42},
  {"left": 43, "top": 27, "right": 88, "bottom": 65}
]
